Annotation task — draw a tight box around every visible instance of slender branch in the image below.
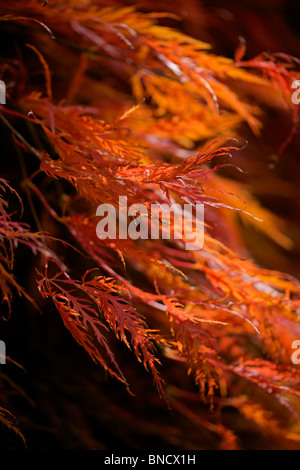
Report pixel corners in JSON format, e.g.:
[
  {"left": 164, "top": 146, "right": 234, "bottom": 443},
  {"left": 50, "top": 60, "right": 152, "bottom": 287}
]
[{"left": 0, "top": 111, "right": 43, "bottom": 161}]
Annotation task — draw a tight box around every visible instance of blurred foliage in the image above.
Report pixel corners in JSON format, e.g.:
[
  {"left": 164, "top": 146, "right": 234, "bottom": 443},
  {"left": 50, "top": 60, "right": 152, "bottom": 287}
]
[{"left": 0, "top": 0, "right": 300, "bottom": 450}]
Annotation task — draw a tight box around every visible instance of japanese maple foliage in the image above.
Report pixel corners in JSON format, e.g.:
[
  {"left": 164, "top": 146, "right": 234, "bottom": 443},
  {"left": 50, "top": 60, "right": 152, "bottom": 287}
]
[{"left": 1, "top": 0, "right": 300, "bottom": 450}]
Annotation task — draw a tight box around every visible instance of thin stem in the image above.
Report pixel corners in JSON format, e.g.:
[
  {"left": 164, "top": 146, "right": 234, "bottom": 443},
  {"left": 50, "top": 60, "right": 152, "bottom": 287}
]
[
  {"left": 15, "top": 144, "right": 44, "bottom": 233},
  {"left": 0, "top": 112, "right": 42, "bottom": 161}
]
